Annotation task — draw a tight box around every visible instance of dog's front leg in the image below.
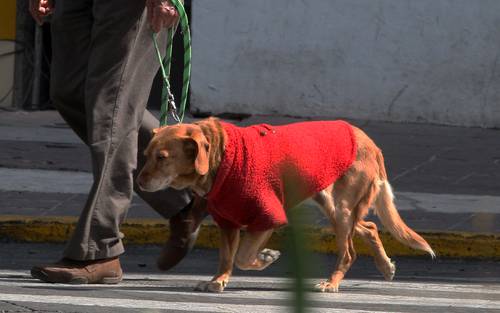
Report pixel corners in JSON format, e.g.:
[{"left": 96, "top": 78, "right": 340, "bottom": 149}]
[
  {"left": 235, "top": 230, "right": 280, "bottom": 271},
  {"left": 195, "top": 228, "right": 240, "bottom": 293}
]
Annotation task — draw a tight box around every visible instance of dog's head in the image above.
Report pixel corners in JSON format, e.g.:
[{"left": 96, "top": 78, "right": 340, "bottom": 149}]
[{"left": 137, "top": 124, "right": 210, "bottom": 192}]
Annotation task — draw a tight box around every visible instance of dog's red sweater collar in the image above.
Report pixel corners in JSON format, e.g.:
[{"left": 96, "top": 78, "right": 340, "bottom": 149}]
[{"left": 206, "top": 120, "right": 356, "bottom": 231}]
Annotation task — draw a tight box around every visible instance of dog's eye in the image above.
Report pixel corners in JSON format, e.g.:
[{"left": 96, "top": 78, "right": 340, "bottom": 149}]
[{"left": 156, "top": 150, "right": 169, "bottom": 161}]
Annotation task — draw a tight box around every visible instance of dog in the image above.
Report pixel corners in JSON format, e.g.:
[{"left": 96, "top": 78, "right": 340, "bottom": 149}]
[{"left": 137, "top": 117, "right": 435, "bottom": 293}]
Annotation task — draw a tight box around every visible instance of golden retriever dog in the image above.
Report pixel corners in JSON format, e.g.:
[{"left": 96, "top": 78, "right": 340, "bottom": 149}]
[{"left": 137, "top": 117, "right": 434, "bottom": 293}]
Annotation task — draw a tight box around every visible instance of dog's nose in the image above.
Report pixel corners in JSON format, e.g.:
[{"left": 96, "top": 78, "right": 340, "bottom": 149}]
[{"left": 136, "top": 175, "right": 147, "bottom": 191}]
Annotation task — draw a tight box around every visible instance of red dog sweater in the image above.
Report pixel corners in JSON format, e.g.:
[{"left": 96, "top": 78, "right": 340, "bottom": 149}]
[{"left": 206, "top": 120, "right": 357, "bottom": 232}]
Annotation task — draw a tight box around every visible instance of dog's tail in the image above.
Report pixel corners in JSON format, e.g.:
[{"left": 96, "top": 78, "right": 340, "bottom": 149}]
[{"left": 373, "top": 154, "right": 435, "bottom": 258}]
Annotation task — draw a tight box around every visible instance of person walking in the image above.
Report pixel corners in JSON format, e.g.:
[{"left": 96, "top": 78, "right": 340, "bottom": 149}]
[{"left": 28, "top": 0, "right": 206, "bottom": 284}]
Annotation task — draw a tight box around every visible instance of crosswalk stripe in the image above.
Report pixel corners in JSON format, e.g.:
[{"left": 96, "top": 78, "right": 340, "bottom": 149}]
[
  {"left": 0, "top": 271, "right": 498, "bottom": 295},
  {"left": 0, "top": 276, "right": 498, "bottom": 296},
  {"left": 1, "top": 271, "right": 498, "bottom": 290},
  {"left": 0, "top": 167, "right": 91, "bottom": 194},
  {"left": 2, "top": 167, "right": 499, "bottom": 213},
  {"left": 0, "top": 126, "right": 80, "bottom": 144},
  {"left": 103, "top": 287, "right": 500, "bottom": 310},
  {"left": 0, "top": 293, "right": 374, "bottom": 313},
  {"left": 0, "top": 271, "right": 498, "bottom": 311}
]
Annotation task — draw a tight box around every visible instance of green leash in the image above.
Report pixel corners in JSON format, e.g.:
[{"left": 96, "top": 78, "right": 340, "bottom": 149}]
[{"left": 152, "top": 0, "right": 191, "bottom": 126}]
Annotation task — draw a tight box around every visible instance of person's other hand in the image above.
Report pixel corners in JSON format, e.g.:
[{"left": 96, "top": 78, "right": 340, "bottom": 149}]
[
  {"left": 146, "top": 0, "right": 180, "bottom": 33},
  {"left": 29, "top": 0, "right": 53, "bottom": 25}
]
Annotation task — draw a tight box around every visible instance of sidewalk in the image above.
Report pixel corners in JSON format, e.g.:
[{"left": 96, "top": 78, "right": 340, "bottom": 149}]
[{"left": 0, "top": 110, "right": 499, "bottom": 258}]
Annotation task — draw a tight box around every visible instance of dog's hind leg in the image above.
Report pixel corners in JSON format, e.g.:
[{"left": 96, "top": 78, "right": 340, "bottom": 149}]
[
  {"left": 314, "top": 188, "right": 394, "bottom": 281},
  {"left": 235, "top": 229, "right": 280, "bottom": 271},
  {"left": 355, "top": 221, "right": 396, "bottom": 281},
  {"left": 352, "top": 179, "right": 396, "bottom": 281},
  {"left": 313, "top": 186, "right": 336, "bottom": 230},
  {"left": 315, "top": 195, "right": 356, "bottom": 293}
]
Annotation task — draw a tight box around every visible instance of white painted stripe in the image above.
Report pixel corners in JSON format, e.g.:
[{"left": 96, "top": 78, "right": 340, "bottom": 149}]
[
  {"left": 0, "top": 282, "right": 498, "bottom": 311},
  {"left": 120, "top": 289, "right": 500, "bottom": 310},
  {"left": 341, "top": 277, "right": 500, "bottom": 295},
  {"left": 0, "top": 126, "right": 81, "bottom": 144},
  {"left": 110, "top": 275, "right": 500, "bottom": 295},
  {"left": 394, "top": 191, "right": 500, "bottom": 214},
  {"left": 0, "top": 115, "right": 195, "bottom": 144},
  {"left": 0, "top": 167, "right": 92, "bottom": 194},
  {"left": 0, "top": 277, "right": 499, "bottom": 310},
  {"left": 0, "top": 293, "right": 372, "bottom": 313},
  {"left": 0, "top": 271, "right": 498, "bottom": 294},
  {"left": 0, "top": 277, "right": 500, "bottom": 297},
  {"left": 1, "top": 168, "right": 499, "bottom": 213},
  {"left": 1, "top": 278, "right": 498, "bottom": 296}
]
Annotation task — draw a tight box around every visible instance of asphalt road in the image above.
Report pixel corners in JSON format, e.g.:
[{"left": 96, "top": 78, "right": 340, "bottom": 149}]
[{"left": 0, "top": 243, "right": 499, "bottom": 313}]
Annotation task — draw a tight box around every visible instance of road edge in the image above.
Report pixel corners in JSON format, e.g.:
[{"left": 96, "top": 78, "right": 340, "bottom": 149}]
[{"left": 0, "top": 215, "right": 498, "bottom": 259}]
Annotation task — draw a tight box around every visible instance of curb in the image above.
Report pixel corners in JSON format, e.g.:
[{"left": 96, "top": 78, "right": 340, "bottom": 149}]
[{"left": 0, "top": 215, "right": 499, "bottom": 260}]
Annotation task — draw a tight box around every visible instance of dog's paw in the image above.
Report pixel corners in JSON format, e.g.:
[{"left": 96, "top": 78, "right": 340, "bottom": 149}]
[
  {"left": 385, "top": 260, "right": 396, "bottom": 281},
  {"left": 194, "top": 280, "right": 226, "bottom": 293},
  {"left": 376, "top": 259, "right": 396, "bottom": 281},
  {"left": 258, "top": 248, "right": 281, "bottom": 264},
  {"left": 314, "top": 281, "right": 340, "bottom": 293}
]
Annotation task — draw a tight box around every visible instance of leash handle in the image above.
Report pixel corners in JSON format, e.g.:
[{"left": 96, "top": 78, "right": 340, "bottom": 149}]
[{"left": 153, "top": 0, "right": 191, "bottom": 126}]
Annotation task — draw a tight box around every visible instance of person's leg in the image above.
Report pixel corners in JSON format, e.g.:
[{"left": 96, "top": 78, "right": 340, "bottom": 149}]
[
  {"left": 62, "top": 0, "right": 192, "bottom": 260},
  {"left": 32, "top": 0, "right": 204, "bottom": 283},
  {"left": 31, "top": 112, "right": 205, "bottom": 283},
  {"left": 48, "top": 0, "right": 192, "bottom": 222},
  {"left": 31, "top": 0, "right": 206, "bottom": 283},
  {"left": 31, "top": 0, "right": 124, "bottom": 284},
  {"left": 48, "top": 0, "right": 92, "bottom": 143}
]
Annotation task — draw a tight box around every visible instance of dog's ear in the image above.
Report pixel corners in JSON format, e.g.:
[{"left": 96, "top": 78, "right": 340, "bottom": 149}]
[
  {"left": 152, "top": 127, "right": 165, "bottom": 135},
  {"left": 183, "top": 131, "right": 210, "bottom": 175}
]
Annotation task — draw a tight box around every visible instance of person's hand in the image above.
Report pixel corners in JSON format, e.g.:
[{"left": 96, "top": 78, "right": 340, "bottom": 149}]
[
  {"left": 146, "top": 0, "right": 180, "bottom": 33},
  {"left": 29, "top": 0, "right": 53, "bottom": 25}
]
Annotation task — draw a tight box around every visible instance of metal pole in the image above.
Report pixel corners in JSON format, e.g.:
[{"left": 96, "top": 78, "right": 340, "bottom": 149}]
[
  {"left": 31, "top": 23, "right": 43, "bottom": 109},
  {"left": 14, "top": 0, "right": 31, "bottom": 109}
]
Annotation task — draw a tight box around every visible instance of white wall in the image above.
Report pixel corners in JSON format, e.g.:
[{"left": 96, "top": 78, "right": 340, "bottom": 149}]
[
  {"left": 191, "top": 0, "right": 500, "bottom": 127},
  {"left": 0, "top": 41, "right": 15, "bottom": 108}
]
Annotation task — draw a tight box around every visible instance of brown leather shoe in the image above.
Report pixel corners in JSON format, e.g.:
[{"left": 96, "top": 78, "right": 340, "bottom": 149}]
[
  {"left": 157, "top": 197, "right": 208, "bottom": 271},
  {"left": 31, "top": 257, "right": 123, "bottom": 284}
]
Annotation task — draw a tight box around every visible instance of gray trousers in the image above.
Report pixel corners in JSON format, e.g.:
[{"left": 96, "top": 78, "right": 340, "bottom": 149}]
[{"left": 50, "top": 0, "right": 191, "bottom": 260}]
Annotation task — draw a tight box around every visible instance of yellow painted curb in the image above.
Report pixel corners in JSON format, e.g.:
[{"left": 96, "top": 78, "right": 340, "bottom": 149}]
[{"left": 0, "top": 215, "right": 498, "bottom": 259}]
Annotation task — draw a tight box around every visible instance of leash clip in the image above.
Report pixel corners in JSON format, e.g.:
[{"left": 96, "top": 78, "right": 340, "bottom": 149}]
[{"left": 166, "top": 89, "right": 181, "bottom": 124}]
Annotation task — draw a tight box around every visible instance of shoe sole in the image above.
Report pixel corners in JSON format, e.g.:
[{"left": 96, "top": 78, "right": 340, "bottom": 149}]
[{"left": 31, "top": 268, "right": 123, "bottom": 285}]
